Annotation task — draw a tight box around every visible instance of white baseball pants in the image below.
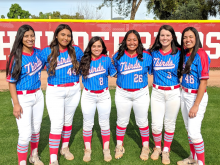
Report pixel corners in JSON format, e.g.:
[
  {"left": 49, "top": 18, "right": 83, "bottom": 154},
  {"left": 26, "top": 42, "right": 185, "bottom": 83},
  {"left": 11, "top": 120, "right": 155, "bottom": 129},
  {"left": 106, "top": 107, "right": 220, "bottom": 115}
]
[
  {"left": 13, "top": 89, "right": 44, "bottom": 145},
  {"left": 151, "top": 87, "right": 181, "bottom": 134},
  {"left": 181, "top": 90, "right": 208, "bottom": 143},
  {"left": 115, "top": 86, "right": 150, "bottom": 128},
  {"left": 81, "top": 89, "right": 111, "bottom": 131},
  {"left": 46, "top": 83, "right": 81, "bottom": 134}
]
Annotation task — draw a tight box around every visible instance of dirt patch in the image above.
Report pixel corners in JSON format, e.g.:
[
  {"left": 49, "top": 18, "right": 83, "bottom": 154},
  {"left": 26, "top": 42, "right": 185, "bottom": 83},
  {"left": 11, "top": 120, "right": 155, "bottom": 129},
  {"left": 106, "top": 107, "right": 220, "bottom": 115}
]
[{"left": 0, "top": 70, "right": 219, "bottom": 91}]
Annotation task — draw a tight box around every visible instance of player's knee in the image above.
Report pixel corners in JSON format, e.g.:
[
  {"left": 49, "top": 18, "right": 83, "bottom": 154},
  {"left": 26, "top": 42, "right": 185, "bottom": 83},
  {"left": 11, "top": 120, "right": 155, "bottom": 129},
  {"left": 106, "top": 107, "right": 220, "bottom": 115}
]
[
  {"left": 136, "top": 119, "right": 148, "bottom": 128},
  {"left": 188, "top": 133, "right": 203, "bottom": 143},
  {"left": 116, "top": 119, "right": 129, "bottom": 128},
  {"left": 164, "top": 120, "right": 176, "bottom": 132},
  {"left": 18, "top": 133, "right": 31, "bottom": 144},
  {"left": 151, "top": 123, "right": 163, "bottom": 134}
]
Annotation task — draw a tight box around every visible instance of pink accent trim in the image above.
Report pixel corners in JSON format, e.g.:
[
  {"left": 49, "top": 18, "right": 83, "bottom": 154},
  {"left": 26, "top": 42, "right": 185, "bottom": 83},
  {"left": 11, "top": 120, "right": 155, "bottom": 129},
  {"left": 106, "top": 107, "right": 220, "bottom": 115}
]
[
  {"left": 59, "top": 47, "right": 68, "bottom": 53},
  {"left": 143, "top": 50, "right": 151, "bottom": 55},
  {"left": 91, "top": 54, "right": 106, "bottom": 61},
  {"left": 197, "top": 48, "right": 209, "bottom": 78},
  {"left": 159, "top": 49, "right": 172, "bottom": 56},
  {"left": 125, "top": 50, "right": 137, "bottom": 58},
  {"left": 186, "top": 52, "right": 191, "bottom": 57},
  {"left": 22, "top": 49, "right": 34, "bottom": 56}
]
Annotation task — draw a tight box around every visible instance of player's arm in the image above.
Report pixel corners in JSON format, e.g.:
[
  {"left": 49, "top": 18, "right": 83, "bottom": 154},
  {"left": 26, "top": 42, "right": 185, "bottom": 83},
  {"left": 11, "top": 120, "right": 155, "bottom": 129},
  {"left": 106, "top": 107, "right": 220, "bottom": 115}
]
[
  {"left": 9, "top": 82, "right": 23, "bottom": 119},
  {"left": 188, "top": 79, "right": 207, "bottom": 118}
]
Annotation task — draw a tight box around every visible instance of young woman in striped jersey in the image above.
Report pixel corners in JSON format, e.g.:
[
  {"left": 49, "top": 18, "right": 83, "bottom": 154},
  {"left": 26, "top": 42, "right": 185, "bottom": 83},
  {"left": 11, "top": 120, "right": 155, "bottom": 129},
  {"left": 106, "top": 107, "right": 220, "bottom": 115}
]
[
  {"left": 79, "top": 36, "right": 117, "bottom": 162},
  {"left": 112, "top": 30, "right": 152, "bottom": 161},
  {"left": 39, "top": 24, "right": 83, "bottom": 165},
  {"left": 148, "top": 25, "right": 182, "bottom": 165},
  {"left": 6, "top": 25, "right": 44, "bottom": 165},
  {"left": 177, "top": 27, "right": 210, "bottom": 165}
]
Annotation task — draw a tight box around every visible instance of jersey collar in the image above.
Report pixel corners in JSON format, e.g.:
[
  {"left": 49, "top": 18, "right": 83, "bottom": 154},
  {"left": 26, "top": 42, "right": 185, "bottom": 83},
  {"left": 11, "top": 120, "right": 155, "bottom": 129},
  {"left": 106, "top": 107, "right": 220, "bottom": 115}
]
[
  {"left": 91, "top": 54, "right": 105, "bottom": 61},
  {"left": 125, "top": 50, "right": 137, "bottom": 58},
  {"left": 59, "top": 47, "right": 68, "bottom": 53},
  {"left": 159, "top": 49, "right": 172, "bottom": 56},
  {"left": 22, "top": 49, "right": 34, "bottom": 56}
]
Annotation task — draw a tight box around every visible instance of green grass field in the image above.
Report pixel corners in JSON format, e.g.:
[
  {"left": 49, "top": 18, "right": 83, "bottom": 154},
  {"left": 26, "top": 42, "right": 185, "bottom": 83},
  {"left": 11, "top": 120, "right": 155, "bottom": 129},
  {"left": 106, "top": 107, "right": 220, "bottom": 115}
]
[{"left": 0, "top": 87, "right": 220, "bottom": 165}]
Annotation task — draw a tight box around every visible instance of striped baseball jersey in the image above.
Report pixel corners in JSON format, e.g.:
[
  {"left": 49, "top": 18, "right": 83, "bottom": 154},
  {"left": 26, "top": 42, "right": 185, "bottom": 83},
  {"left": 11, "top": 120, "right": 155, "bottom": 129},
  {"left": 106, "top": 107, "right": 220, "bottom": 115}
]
[
  {"left": 6, "top": 47, "right": 42, "bottom": 90},
  {"left": 39, "top": 45, "right": 83, "bottom": 85},
  {"left": 113, "top": 50, "right": 152, "bottom": 89},
  {"left": 182, "top": 48, "right": 211, "bottom": 89},
  {"left": 82, "top": 54, "right": 117, "bottom": 90},
  {"left": 150, "top": 49, "right": 181, "bottom": 86}
]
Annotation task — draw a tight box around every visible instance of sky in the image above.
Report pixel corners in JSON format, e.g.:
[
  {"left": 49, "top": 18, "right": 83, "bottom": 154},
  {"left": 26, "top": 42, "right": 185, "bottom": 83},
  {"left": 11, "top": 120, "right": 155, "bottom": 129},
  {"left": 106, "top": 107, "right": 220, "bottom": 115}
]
[{"left": 0, "top": 0, "right": 219, "bottom": 20}]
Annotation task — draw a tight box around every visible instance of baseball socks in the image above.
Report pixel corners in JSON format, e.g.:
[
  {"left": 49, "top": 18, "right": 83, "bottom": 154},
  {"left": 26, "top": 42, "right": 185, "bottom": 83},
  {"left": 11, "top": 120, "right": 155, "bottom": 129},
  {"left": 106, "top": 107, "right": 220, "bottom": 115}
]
[
  {"left": 139, "top": 126, "right": 150, "bottom": 161},
  {"left": 60, "top": 125, "right": 74, "bottom": 160},
  {"left": 116, "top": 125, "right": 126, "bottom": 146},
  {"left": 30, "top": 133, "right": 40, "bottom": 156},
  {"left": 83, "top": 130, "right": 92, "bottom": 162},
  {"left": 101, "top": 129, "right": 112, "bottom": 162},
  {"left": 17, "top": 143, "right": 28, "bottom": 165},
  {"left": 194, "top": 141, "right": 205, "bottom": 165},
  {"left": 163, "top": 131, "right": 174, "bottom": 152},
  {"left": 188, "top": 135, "right": 197, "bottom": 160},
  {"left": 151, "top": 132, "right": 162, "bottom": 160},
  {"left": 49, "top": 134, "right": 61, "bottom": 164}
]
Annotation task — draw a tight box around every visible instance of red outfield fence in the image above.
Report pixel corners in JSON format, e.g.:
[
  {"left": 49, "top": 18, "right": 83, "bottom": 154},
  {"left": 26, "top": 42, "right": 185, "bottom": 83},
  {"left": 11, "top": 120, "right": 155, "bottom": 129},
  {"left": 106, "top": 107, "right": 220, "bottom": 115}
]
[{"left": 0, "top": 20, "right": 220, "bottom": 70}]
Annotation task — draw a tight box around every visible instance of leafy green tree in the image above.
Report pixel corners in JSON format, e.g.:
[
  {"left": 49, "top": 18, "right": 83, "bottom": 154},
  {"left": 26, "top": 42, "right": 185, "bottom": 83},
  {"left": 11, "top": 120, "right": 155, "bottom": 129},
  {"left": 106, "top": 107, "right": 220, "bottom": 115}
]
[
  {"left": 1, "top": 15, "right": 5, "bottom": 19},
  {"left": 146, "top": 0, "right": 220, "bottom": 20},
  {"left": 7, "top": 3, "right": 31, "bottom": 18},
  {"left": 99, "top": 0, "right": 144, "bottom": 20}
]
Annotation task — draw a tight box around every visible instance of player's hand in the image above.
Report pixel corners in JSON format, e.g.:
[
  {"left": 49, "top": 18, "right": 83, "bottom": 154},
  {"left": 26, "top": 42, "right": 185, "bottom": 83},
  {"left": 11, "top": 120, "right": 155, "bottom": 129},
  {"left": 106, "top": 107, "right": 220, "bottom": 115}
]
[
  {"left": 13, "top": 103, "right": 23, "bottom": 119},
  {"left": 188, "top": 104, "right": 199, "bottom": 118}
]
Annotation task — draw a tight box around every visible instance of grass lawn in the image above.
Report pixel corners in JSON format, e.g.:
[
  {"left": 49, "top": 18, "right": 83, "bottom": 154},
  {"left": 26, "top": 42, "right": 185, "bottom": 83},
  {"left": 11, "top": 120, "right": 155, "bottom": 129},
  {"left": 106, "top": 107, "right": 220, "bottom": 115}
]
[{"left": 0, "top": 87, "right": 219, "bottom": 165}]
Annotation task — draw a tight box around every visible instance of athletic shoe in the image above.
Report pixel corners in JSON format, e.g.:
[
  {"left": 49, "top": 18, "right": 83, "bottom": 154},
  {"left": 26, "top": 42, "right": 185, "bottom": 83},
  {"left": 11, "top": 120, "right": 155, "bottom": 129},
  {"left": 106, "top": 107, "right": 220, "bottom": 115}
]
[
  {"left": 140, "top": 146, "right": 150, "bottom": 161},
  {"left": 177, "top": 156, "right": 197, "bottom": 165},
  {"left": 83, "top": 149, "right": 92, "bottom": 162},
  {"left": 103, "top": 149, "right": 112, "bottom": 162},
  {"left": 49, "top": 160, "right": 59, "bottom": 165},
  {"left": 29, "top": 154, "right": 44, "bottom": 165},
  {"left": 60, "top": 147, "right": 74, "bottom": 160},
  {"left": 151, "top": 147, "right": 161, "bottom": 160},
  {"left": 114, "top": 145, "right": 125, "bottom": 159},
  {"left": 162, "top": 151, "right": 170, "bottom": 164}
]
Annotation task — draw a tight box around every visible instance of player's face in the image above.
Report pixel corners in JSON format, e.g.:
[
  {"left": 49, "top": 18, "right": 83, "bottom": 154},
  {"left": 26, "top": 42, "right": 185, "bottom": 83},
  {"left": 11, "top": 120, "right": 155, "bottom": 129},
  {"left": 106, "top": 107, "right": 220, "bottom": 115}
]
[
  {"left": 91, "top": 40, "right": 103, "bottom": 59},
  {"left": 56, "top": 29, "right": 71, "bottom": 49},
  {"left": 183, "top": 30, "right": 196, "bottom": 53},
  {"left": 159, "top": 29, "right": 173, "bottom": 48},
  {"left": 22, "top": 30, "right": 35, "bottom": 48},
  {"left": 126, "top": 33, "right": 138, "bottom": 51}
]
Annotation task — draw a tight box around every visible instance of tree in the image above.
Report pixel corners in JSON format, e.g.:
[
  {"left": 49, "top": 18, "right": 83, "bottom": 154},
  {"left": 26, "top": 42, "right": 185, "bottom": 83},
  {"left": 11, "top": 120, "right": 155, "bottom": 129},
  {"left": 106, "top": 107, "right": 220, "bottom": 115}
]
[
  {"left": 146, "top": 0, "right": 220, "bottom": 20},
  {"left": 99, "top": 0, "right": 144, "bottom": 20},
  {"left": 31, "top": 11, "right": 84, "bottom": 19},
  {"left": 1, "top": 15, "right": 5, "bottom": 19},
  {"left": 7, "top": 3, "right": 31, "bottom": 18}
]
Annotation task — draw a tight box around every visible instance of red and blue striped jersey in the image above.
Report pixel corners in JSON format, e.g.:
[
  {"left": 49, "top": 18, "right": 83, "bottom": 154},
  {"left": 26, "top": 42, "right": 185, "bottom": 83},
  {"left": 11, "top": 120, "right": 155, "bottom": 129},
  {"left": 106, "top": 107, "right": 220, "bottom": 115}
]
[
  {"left": 6, "top": 47, "right": 42, "bottom": 90},
  {"left": 82, "top": 54, "right": 117, "bottom": 90},
  {"left": 113, "top": 50, "right": 152, "bottom": 89},
  {"left": 182, "top": 48, "right": 211, "bottom": 89},
  {"left": 150, "top": 49, "right": 181, "bottom": 86},
  {"left": 39, "top": 45, "right": 83, "bottom": 85}
]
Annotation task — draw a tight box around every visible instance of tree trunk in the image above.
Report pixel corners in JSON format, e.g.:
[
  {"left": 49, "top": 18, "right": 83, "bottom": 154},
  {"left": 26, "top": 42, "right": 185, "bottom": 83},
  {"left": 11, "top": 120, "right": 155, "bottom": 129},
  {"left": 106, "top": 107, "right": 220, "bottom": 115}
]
[{"left": 130, "top": 0, "right": 142, "bottom": 20}]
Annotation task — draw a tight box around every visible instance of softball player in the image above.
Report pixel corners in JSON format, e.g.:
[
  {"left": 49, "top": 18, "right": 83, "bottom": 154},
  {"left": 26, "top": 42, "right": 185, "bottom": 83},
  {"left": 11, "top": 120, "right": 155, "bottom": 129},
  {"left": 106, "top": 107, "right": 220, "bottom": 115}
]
[
  {"left": 149, "top": 25, "right": 182, "bottom": 165},
  {"left": 6, "top": 25, "right": 44, "bottom": 165},
  {"left": 177, "top": 27, "right": 210, "bottom": 165},
  {"left": 39, "top": 24, "right": 83, "bottom": 165},
  {"left": 79, "top": 36, "right": 116, "bottom": 162},
  {"left": 112, "top": 30, "right": 152, "bottom": 161}
]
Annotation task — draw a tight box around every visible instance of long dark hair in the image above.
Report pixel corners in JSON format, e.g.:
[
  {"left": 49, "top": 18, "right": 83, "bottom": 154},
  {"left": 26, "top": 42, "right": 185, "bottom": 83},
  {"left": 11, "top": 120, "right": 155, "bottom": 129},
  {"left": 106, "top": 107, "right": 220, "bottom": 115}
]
[
  {"left": 180, "top": 27, "right": 202, "bottom": 74},
  {"left": 116, "top": 30, "right": 144, "bottom": 61},
  {"left": 79, "top": 36, "right": 107, "bottom": 78},
  {"left": 150, "top": 25, "right": 180, "bottom": 54},
  {"left": 47, "top": 24, "right": 79, "bottom": 76},
  {"left": 150, "top": 25, "right": 182, "bottom": 78},
  {"left": 6, "top": 24, "right": 35, "bottom": 80}
]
